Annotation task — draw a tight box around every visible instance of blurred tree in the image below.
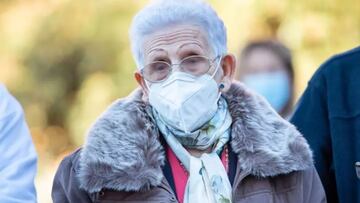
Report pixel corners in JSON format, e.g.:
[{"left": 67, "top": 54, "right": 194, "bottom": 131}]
[{"left": 22, "top": 0, "right": 142, "bottom": 152}]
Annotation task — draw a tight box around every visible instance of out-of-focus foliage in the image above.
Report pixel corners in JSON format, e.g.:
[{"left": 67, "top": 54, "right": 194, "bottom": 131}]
[
  {"left": 0, "top": 0, "right": 359, "bottom": 202},
  {"left": 22, "top": 0, "right": 141, "bottom": 148}
]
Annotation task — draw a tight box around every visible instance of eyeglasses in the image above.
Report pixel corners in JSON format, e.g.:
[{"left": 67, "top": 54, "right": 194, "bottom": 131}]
[{"left": 141, "top": 55, "right": 220, "bottom": 83}]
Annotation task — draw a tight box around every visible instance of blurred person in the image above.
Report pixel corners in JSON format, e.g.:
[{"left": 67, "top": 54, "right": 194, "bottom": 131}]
[
  {"left": 0, "top": 84, "right": 38, "bottom": 203},
  {"left": 237, "top": 40, "right": 294, "bottom": 118},
  {"left": 52, "top": 0, "right": 326, "bottom": 203},
  {"left": 291, "top": 46, "right": 360, "bottom": 203}
]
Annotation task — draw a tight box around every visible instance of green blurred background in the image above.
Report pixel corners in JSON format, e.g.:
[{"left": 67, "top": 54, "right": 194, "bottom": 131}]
[{"left": 0, "top": 0, "right": 359, "bottom": 202}]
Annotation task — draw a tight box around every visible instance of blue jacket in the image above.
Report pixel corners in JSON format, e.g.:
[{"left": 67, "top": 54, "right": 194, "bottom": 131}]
[
  {"left": 291, "top": 46, "right": 360, "bottom": 203},
  {"left": 0, "top": 85, "right": 38, "bottom": 203}
]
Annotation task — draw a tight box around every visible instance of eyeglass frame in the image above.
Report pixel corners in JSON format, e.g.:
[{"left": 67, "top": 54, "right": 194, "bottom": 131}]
[{"left": 140, "top": 55, "right": 222, "bottom": 83}]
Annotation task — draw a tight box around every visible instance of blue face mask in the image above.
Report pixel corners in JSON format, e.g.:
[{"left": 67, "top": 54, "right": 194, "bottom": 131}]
[{"left": 243, "top": 71, "right": 291, "bottom": 112}]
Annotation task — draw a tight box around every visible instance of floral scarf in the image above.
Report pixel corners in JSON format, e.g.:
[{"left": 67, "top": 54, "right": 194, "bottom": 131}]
[{"left": 152, "top": 96, "right": 233, "bottom": 203}]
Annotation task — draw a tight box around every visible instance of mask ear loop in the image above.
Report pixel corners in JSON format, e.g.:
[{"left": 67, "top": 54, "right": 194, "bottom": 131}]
[
  {"left": 210, "top": 56, "right": 223, "bottom": 78},
  {"left": 212, "top": 56, "right": 225, "bottom": 100},
  {"left": 144, "top": 79, "right": 151, "bottom": 92}
]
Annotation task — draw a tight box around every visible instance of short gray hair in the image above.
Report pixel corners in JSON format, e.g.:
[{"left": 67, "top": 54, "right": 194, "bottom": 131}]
[{"left": 129, "top": 0, "right": 227, "bottom": 69}]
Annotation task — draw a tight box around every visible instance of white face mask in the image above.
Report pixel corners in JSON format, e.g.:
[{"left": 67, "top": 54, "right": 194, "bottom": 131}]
[{"left": 148, "top": 58, "right": 222, "bottom": 133}]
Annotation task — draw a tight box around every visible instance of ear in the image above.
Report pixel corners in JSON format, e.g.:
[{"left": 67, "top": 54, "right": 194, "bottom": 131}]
[
  {"left": 219, "top": 54, "right": 236, "bottom": 93},
  {"left": 134, "top": 71, "right": 149, "bottom": 100}
]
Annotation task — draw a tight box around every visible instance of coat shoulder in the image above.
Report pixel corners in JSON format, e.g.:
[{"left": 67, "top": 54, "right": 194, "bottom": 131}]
[
  {"left": 57, "top": 148, "right": 82, "bottom": 175},
  {"left": 327, "top": 46, "right": 360, "bottom": 64},
  {"left": 52, "top": 148, "right": 94, "bottom": 203},
  {"left": 310, "top": 46, "right": 360, "bottom": 86}
]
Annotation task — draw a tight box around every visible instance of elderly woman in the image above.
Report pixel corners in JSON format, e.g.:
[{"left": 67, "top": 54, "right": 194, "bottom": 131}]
[{"left": 52, "top": 1, "right": 326, "bottom": 203}]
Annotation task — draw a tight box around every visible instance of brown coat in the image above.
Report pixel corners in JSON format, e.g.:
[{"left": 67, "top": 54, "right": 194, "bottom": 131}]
[{"left": 52, "top": 82, "right": 326, "bottom": 203}]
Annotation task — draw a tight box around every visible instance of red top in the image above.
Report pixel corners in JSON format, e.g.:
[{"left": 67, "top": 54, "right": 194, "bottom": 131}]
[{"left": 166, "top": 146, "right": 229, "bottom": 203}]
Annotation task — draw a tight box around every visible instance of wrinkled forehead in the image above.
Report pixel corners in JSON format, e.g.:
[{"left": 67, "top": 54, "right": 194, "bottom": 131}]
[{"left": 142, "top": 24, "right": 212, "bottom": 59}]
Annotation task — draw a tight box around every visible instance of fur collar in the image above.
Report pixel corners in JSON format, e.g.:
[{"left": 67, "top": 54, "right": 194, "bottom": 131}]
[{"left": 78, "top": 82, "right": 313, "bottom": 193}]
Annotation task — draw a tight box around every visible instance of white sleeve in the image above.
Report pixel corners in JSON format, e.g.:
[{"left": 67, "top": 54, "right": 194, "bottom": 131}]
[{"left": 0, "top": 85, "right": 38, "bottom": 203}]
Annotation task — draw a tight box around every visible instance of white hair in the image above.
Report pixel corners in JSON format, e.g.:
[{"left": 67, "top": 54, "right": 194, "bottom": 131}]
[{"left": 129, "top": 0, "right": 227, "bottom": 69}]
